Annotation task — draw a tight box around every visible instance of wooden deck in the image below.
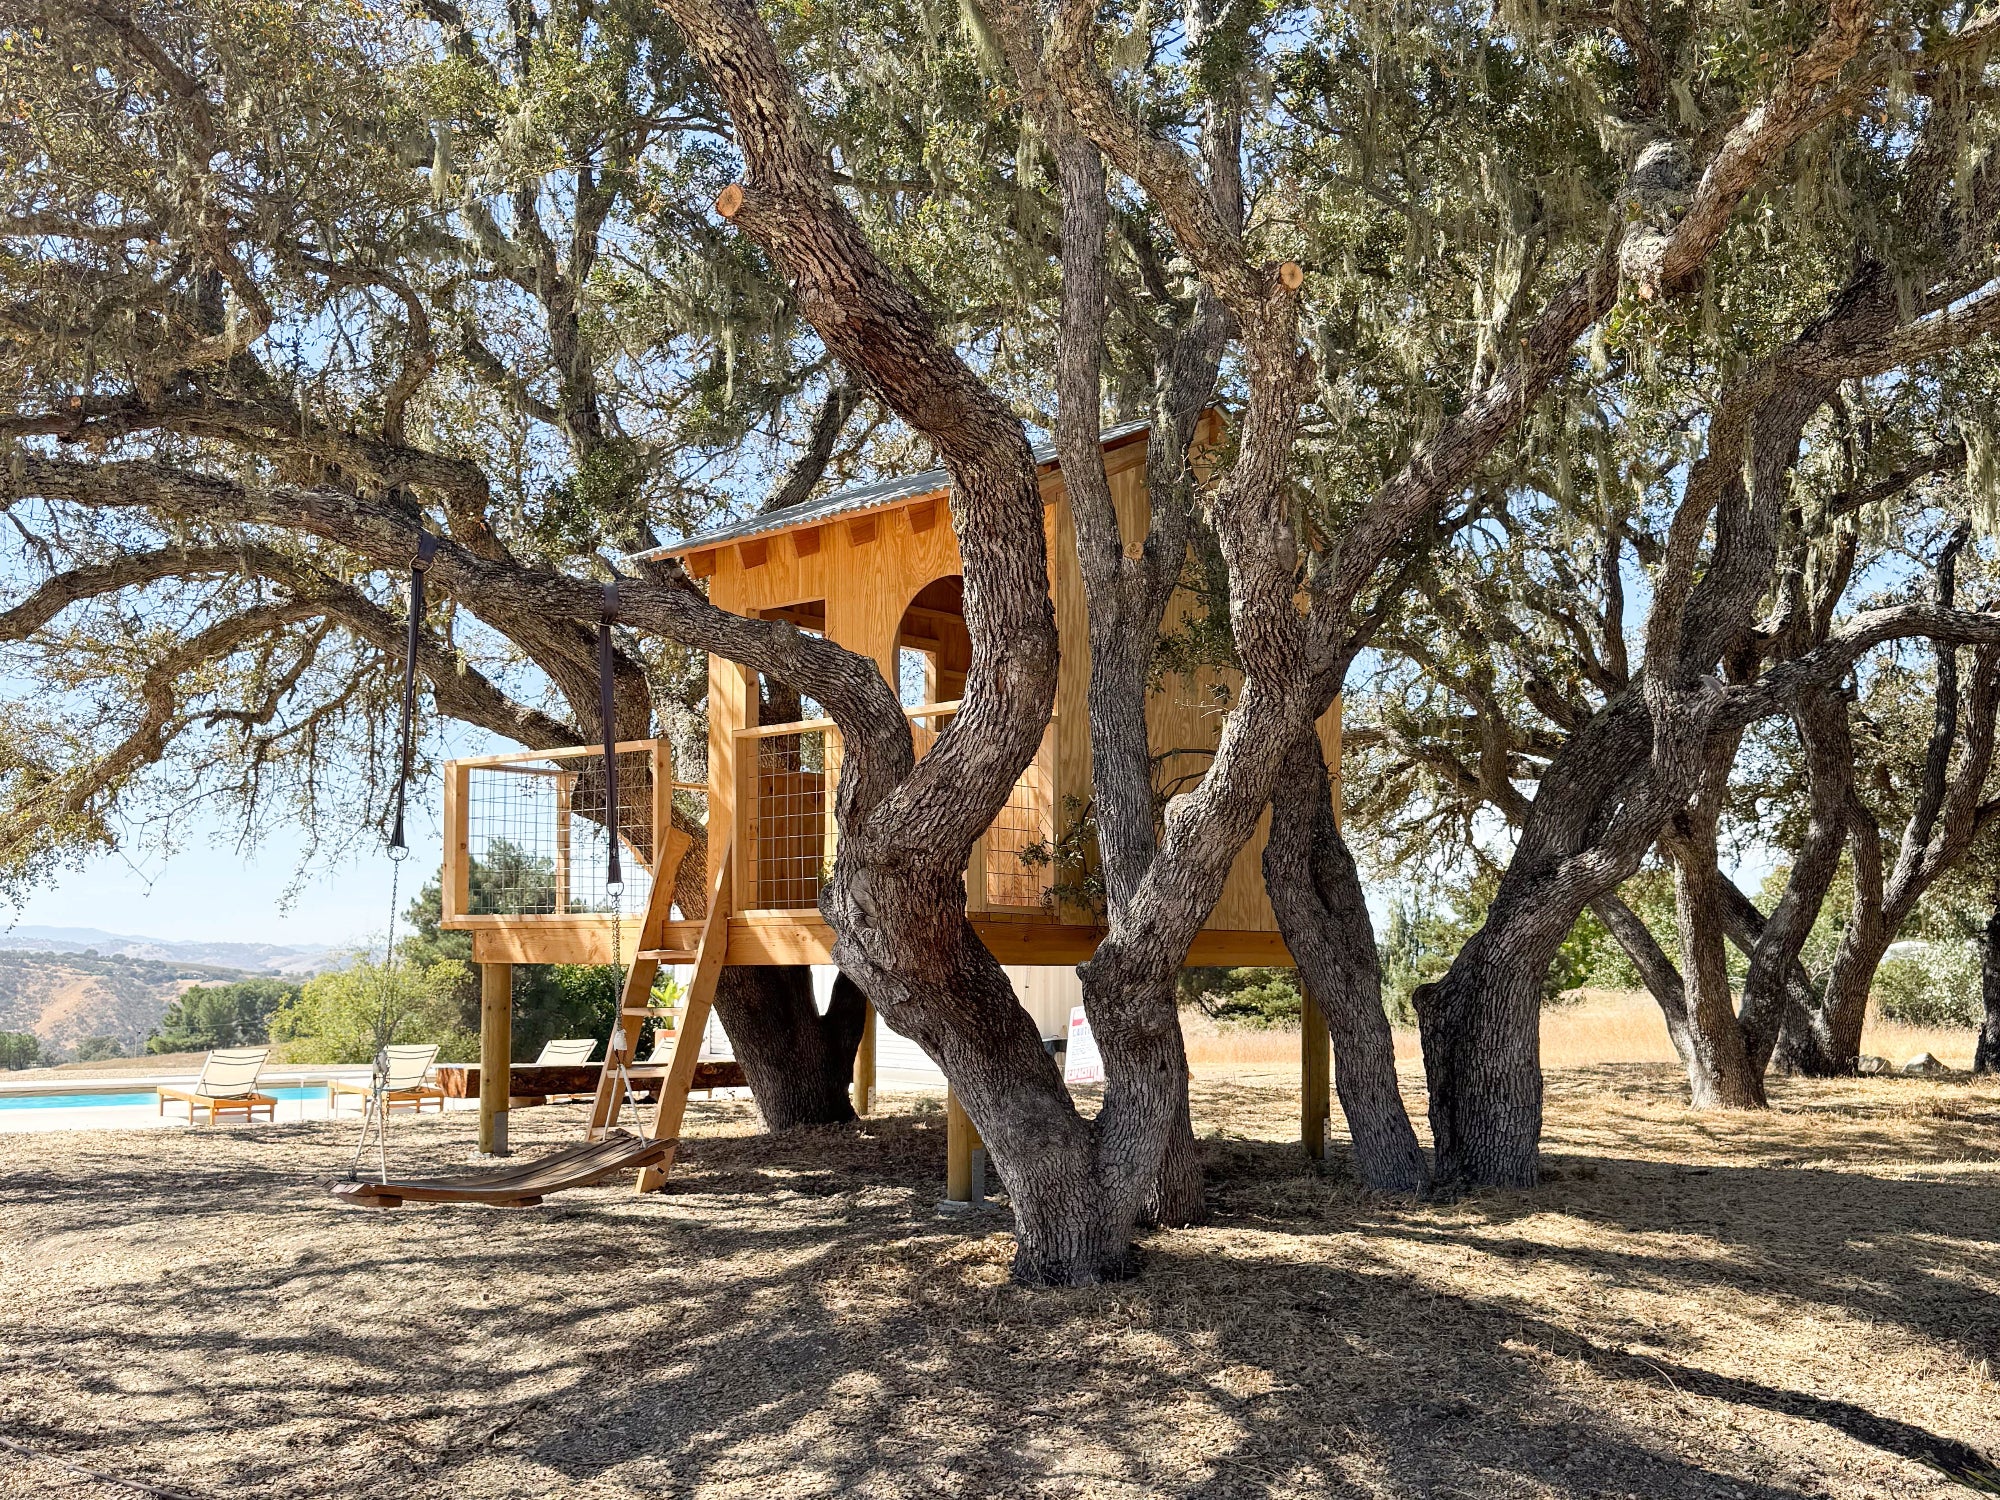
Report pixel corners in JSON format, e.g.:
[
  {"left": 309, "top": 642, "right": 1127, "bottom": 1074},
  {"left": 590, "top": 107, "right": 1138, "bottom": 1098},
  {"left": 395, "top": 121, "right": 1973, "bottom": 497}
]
[{"left": 466, "top": 912, "right": 1292, "bottom": 967}]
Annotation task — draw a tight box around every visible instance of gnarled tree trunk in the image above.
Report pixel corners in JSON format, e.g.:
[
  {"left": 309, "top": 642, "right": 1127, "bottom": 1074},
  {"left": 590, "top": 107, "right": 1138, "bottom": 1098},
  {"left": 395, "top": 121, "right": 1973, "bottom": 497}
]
[
  {"left": 1665, "top": 732, "right": 1766, "bottom": 1108},
  {"left": 1263, "top": 730, "right": 1425, "bottom": 1190},
  {"left": 1977, "top": 902, "right": 2000, "bottom": 1075},
  {"left": 709, "top": 966, "right": 867, "bottom": 1129}
]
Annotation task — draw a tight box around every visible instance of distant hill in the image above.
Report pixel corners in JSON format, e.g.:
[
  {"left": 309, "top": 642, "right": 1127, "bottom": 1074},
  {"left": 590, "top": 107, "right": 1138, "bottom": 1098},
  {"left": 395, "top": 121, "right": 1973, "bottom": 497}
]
[
  {"left": 0, "top": 950, "right": 260, "bottom": 1054},
  {"left": 0, "top": 925, "right": 334, "bottom": 974}
]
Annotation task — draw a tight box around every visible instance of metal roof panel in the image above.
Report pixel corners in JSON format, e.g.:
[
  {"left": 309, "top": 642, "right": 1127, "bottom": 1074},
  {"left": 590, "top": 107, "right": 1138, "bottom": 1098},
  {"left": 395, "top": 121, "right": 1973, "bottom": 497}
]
[{"left": 624, "top": 418, "right": 1152, "bottom": 563}]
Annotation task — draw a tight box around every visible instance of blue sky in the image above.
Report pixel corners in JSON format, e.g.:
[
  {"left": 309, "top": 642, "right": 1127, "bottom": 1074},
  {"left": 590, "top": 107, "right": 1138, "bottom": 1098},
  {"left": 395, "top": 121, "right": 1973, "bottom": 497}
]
[{"left": 4, "top": 785, "right": 447, "bottom": 951}]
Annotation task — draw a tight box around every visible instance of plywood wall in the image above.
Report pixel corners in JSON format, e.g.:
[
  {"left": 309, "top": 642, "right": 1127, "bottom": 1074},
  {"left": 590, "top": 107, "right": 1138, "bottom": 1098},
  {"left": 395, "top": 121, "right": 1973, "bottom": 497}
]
[{"left": 702, "top": 427, "right": 1340, "bottom": 942}]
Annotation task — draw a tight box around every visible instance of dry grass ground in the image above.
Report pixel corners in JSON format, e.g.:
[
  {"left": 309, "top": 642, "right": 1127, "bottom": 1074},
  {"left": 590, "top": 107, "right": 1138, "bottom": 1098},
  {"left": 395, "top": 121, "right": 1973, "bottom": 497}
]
[{"left": 1, "top": 1000, "right": 1996, "bottom": 1499}]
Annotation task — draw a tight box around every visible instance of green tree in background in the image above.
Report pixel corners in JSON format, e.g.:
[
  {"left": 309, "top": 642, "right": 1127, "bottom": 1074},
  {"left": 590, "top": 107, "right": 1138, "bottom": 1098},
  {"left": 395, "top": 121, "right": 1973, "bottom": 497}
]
[
  {"left": 270, "top": 958, "right": 476, "bottom": 1065},
  {"left": 147, "top": 978, "right": 298, "bottom": 1054},
  {"left": 400, "top": 877, "right": 648, "bottom": 1061},
  {"left": 0, "top": 1032, "right": 41, "bottom": 1069},
  {"left": 1178, "top": 968, "right": 1304, "bottom": 1029},
  {"left": 74, "top": 1036, "right": 125, "bottom": 1062}
]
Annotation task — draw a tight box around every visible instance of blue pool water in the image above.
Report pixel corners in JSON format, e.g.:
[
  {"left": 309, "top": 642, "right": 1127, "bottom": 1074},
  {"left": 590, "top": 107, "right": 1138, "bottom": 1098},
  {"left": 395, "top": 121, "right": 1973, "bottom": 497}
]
[{"left": 0, "top": 1084, "right": 332, "bottom": 1111}]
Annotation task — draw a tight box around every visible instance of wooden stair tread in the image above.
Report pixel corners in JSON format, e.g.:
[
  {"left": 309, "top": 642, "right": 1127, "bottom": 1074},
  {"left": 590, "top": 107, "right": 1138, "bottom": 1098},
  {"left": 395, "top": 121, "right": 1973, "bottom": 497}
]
[{"left": 636, "top": 948, "right": 698, "bottom": 961}]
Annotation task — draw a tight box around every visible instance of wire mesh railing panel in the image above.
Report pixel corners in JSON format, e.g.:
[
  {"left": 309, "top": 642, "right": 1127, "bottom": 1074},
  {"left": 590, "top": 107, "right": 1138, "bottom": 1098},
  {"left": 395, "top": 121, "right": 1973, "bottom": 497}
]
[
  {"left": 465, "top": 748, "right": 659, "bottom": 919},
  {"left": 753, "top": 728, "right": 829, "bottom": 910},
  {"left": 985, "top": 749, "right": 1055, "bottom": 908}
]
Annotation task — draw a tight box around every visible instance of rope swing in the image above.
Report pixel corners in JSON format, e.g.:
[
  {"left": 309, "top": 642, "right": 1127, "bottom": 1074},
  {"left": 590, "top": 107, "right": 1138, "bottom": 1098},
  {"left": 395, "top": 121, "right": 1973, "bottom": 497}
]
[
  {"left": 346, "top": 531, "right": 437, "bottom": 1183},
  {"left": 596, "top": 577, "right": 648, "bottom": 1134}
]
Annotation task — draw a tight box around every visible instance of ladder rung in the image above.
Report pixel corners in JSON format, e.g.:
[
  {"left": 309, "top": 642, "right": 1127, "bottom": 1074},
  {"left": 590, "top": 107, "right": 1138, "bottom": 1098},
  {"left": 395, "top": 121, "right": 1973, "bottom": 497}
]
[
  {"left": 637, "top": 949, "right": 698, "bottom": 962},
  {"left": 619, "top": 1007, "right": 675, "bottom": 1018}
]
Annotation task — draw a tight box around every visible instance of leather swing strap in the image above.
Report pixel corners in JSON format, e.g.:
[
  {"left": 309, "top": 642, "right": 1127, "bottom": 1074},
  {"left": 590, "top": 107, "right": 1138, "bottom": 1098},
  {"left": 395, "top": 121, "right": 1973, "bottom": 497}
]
[
  {"left": 388, "top": 531, "right": 438, "bottom": 854},
  {"left": 598, "top": 578, "right": 622, "bottom": 892}
]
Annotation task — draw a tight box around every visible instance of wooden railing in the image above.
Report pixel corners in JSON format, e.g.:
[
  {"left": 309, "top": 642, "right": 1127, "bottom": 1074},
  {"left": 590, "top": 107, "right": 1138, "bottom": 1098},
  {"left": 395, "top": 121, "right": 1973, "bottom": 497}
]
[
  {"left": 441, "top": 738, "right": 706, "bottom": 929},
  {"left": 731, "top": 703, "right": 1056, "bottom": 916}
]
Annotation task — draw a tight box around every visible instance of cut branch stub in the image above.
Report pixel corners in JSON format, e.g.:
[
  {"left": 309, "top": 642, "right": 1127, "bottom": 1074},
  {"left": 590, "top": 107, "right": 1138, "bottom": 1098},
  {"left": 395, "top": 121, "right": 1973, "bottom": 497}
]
[
  {"left": 1277, "top": 261, "right": 1304, "bottom": 291},
  {"left": 715, "top": 183, "right": 745, "bottom": 220}
]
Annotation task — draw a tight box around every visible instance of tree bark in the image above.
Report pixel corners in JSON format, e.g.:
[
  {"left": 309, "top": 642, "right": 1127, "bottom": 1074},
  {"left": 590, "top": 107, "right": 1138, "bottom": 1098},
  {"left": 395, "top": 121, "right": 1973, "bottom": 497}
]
[
  {"left": 1664, "top": 731, "right": 1766, "bottom": 1108},
  {"left": 1263, "top": 731, "right": 1426, "bottom": 1190},
  {"left": 709, "top": 966, "right": 866, "bottom": 1130},
  {"left": 1978, "top": 902, "right": 2000, "bottom": 1075},
  {"left": 1593, "top": 893, "right": 1698, "bottom": 1068}
]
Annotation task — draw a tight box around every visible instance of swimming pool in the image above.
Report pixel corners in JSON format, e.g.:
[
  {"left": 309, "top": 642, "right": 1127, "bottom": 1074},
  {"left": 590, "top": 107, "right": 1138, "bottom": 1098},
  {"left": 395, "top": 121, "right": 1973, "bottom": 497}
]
[{"left": 0, "top": 1084, "right": 334, "bottom": 1111}]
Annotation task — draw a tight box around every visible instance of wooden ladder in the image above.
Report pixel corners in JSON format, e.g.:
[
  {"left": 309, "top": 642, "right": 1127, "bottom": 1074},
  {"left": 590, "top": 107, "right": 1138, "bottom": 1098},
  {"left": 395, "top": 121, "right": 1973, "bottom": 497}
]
[
  {"left": 586, "top": 839, "right": 733, "bottom": 1198},
  {"left": 584, "top": 819, "right": 693, "bottom": 1142}
]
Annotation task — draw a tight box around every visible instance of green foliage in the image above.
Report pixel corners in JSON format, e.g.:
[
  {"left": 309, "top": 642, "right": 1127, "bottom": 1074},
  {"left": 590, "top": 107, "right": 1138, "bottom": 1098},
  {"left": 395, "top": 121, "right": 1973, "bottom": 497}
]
[
  {"left": 1380, "top": 877, "right": 1593, "bottom": 1017},
  {"left": 74, "top": 1035, "right": 125, "bottom": 1062},
  {"left": 466, "top": 840, "right": 562, "bottom": 917},
  {"left": 1582, "top": 869, "right": 1680, "bottom": 990},
  {"left": 398, "top": 876, "right": 651, "bottom": 1060},
  {"left": 1871, "top": 945, "right": 1983, "bottom": 1028},
  {"left": 147, "top": 978, "right": 297, "bottom": 1054},
  {"left": 1547, "top": 908, "right": 1604, "bottom": 1007},
  {"left": 511, "top": 964, "right": 624, "bottom": 1063},
  {"left": 1017, "top": 796, "right": 1105, "bottom": 920},
  {"left": 1380, "top": 899, "right": 1457, "bottom": 1025},
  {"left": 0, "top": 1031, "right": 41, "bottom": 1069},
  {"left": 270, "top": 959, "right": 476, "bottom": 1065},
  {"left": 1179, "top": 967, "right": 1304, "bottom": 1028}
]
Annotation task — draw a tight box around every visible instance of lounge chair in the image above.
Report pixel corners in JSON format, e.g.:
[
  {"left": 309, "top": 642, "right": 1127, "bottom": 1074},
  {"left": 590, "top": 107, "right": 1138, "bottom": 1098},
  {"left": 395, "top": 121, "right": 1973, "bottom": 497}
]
[
  {"left": 327, "top": 1045, "right": 444, "bottom": 1116},
  {"left": 157, "top": 1048, "right": 276, "bottom": 1125},
  {"left": 534, "top": 1038, "right": 597, "bottom": 1064}
]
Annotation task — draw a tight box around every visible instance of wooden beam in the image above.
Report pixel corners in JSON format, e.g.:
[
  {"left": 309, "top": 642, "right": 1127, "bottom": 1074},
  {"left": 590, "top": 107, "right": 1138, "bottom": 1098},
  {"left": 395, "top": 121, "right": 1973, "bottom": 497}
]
[
  {"left": 479, "top": 962, "right": 512, "bottom": 1156},
  {"left": 1301, "top": 991, "right": 1330, "bottom": 1161},
  {"left": 636, "top": 841, "right": 734, "bottom": 1192},
  {"left": 445, "top": 762, "right": 471, "bottom": 921},
  {"left": 713, "top": 915, "right": 1296, "bottom": 967},
  {"left": 853, "top": 1002, "right": 876, "bottom": 1115},
  {"left": 468, "top": 917, "right": 687, "bottom": 966},
  {"left": 944, "top": 1085, "right": 982, "bottom": 1204}
]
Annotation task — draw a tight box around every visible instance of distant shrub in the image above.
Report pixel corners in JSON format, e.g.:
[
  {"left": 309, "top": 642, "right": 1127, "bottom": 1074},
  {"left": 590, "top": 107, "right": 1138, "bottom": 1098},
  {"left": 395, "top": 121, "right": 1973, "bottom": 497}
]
[
  {"left": 270, "top": 957, "right": 476, "bottom": 1064},
  {"left": 0, "top": 1031, "right": 41, "bottom": 1069},
  {"left": 1179, "top": 967, "right": 1304, "bottom": 1028},
  {"left": 1872, "top": 944, "right": 1982, "bottom": 1027},
  {"left": 148, "top": 977, "right": 297, "bottom": 1054},
  {"left": 74, "top": 1035, "right": 125, "bottom": 1062}
]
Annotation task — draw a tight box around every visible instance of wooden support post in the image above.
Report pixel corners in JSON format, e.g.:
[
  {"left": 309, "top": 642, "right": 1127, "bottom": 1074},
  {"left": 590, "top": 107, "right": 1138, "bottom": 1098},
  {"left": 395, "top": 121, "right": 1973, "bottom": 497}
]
[
  {"left": 554, "top": 773, "right": 573, "bottom": 915},
  {"left": 853, "top": 1002, "right": 877, "bottom": 1115},
  {"left": 479, "top": 961, "right": 512, "bottom": 1156},
  {"left": 944, "top": 1084, "right": 983, "bottom": 1204},
  {"left": 636, "top": 842, "right": 733, "bottom": 1192},
  {"left": 1301, "top": 990, "right": 1331, "bottom": 1161}
]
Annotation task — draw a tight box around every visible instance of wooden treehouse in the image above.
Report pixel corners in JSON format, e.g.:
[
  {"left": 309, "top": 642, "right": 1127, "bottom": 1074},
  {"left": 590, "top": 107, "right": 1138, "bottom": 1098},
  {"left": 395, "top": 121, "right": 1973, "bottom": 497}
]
[{"left": 438, "top": 419, "right": 1342, "bottom": 1192}]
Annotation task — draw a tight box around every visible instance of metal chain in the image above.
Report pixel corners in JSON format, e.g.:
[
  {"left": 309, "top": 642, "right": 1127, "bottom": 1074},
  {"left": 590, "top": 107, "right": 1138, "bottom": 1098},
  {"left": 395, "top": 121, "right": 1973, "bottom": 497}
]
[{"left": 347, "top": 848, "right": 405, "bottom": 1182}]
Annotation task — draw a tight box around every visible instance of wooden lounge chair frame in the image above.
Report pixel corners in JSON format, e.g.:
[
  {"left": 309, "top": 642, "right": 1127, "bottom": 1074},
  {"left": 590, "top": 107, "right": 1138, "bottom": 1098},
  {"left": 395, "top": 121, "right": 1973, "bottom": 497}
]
[
  {"left": 157, "top": 1048, "right": 276, "bottom": 1125},
  {"left": 328, "top": 1129, "right": 673, "bottom": 1209},
  {"left": 327, "top": 1044, "right": 446, "bottom": 1116}
]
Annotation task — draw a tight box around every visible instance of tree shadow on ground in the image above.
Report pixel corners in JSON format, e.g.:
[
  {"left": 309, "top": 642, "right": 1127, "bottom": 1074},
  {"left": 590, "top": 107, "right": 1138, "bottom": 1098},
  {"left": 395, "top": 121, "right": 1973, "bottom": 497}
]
[{"left": 1, "top": 1085, "right": 1995, "bottom": 1499}]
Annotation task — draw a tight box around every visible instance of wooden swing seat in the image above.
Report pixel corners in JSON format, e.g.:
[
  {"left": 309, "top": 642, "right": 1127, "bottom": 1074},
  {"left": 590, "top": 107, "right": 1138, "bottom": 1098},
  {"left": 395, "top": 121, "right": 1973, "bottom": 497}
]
[{"left": 327, "top": 1129, "right": 674, "bottom": 1209}]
